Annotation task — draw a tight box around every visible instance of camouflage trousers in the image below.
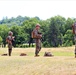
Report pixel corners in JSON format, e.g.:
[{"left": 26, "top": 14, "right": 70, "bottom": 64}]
[
  {"left": 74, "top": 35, "right": 76, "bottom": 54},
  {"left": 35, "top": 39, "right": 41, "bottom": 55},
  {"left": 8, "top": 43, "right": 12, "bottom": 56}
]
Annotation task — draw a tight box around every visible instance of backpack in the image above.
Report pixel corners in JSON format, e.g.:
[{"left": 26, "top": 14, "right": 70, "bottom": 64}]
[
  {"left": 31, "top": 30, "right": 37, "bottom": 39},
  {"left": 6, "top": 36, "right": 9, "bottom": 43},
  {"left": 44, "top": 52, "right": 54, "bottom": 57},
  {"left": 31, "top": 30, "right": 42, "bottom": 39}
]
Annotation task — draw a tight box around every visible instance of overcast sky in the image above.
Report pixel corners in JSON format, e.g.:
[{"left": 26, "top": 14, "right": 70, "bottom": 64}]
[{"left": 0, "top": 0, "right": 76, "bottom": 20}]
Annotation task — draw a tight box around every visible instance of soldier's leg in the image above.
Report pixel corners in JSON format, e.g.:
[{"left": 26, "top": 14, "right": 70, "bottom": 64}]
[
  {"left": 35, "top": 49, "right": 39, "bottom": 56},
  {"left": 39, "top": 39, "right": 41, "bottom": 51},
  {"left": 8, "top": 49, "right": 12, "bottom": 56},
  {"left": 35, "top": 44, "right": 39, "bottom": 56},
  {"left": 74, "top": 35, "right": 76, "bottom": 58},
  {"left": 75, "top": 53, "right": 76, "bottom": 58},
  {"left": 75, "top": 41, "right": 76, "bottom": 58},
  {"left": 35, "top": 40, "right": 40, "bottom": 56},
  {"left": 8, "top": 44, "right": 12, "bottom": 56},
  {"left": 37, "top": 39, "right": 42, "bottom": 55}
]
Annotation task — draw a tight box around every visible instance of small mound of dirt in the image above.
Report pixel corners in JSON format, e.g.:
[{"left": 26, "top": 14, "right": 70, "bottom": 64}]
[
  {"left": 20, "top": 53, "right": 27, "bottom": 56},
  {"left": 1, "top": 54, "right": 7, "bottom": 56}
]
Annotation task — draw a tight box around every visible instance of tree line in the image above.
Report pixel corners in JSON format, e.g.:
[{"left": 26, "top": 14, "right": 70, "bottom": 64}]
[{"left": 0, "top": 15, "right": 75, "bottom": 47}]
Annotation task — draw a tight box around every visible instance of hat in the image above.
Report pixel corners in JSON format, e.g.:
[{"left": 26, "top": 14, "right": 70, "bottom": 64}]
[
  {"left": 36, "top": 23, "right": 40, "bottom": 27},
  {"left": 8, "top": 31, "right": 13, "bottom": 35}
]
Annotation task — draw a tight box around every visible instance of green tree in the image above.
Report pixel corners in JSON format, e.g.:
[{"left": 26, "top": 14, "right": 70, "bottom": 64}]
[
  {"left": 10, "top": 26, "right": 25, "bottom": 47},
  {"left": 48, "top": 17, "right": 60, "bottom": 47},
  {"left": 39, "top": 20, "right": 50, "bottom": 47},
  {"left": 63, "top": 30, "right": 73, "bottom": 46},
  {"left": 0, "top": 36, "right": 3, "bottom": 45},
  {"left": 65, "top": 18, "right": 74, "bottom": 33},
  {"left": 0, "top": 25, "right": 9, "bottom": 47}
]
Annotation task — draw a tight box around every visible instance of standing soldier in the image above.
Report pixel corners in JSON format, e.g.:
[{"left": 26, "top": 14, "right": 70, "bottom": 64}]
[
  {"left": 32, "top": 23, "right": 42, "bottom": 57},
  {"left": 72, "top": 22, "right": 76, "bottom": 58},
  {"left": 6, "top": 31, "right": 14, "bottom": 56}
]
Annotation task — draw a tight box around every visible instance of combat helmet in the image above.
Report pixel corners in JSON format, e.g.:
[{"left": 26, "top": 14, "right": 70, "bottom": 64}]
[
  {"left": 8, "top": 31, "right": 13, "bottom": 35},
  {"left": 36, "top": 23, "right": 40, "bottom": 27}
]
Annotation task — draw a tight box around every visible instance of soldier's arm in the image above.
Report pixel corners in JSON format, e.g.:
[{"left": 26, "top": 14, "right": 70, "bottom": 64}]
[
  {"left": 6, "top": 38, "right": 12, "bottom": 44},
  {"left": 34, "top": 30, "right": 42, "bottom": 38}
]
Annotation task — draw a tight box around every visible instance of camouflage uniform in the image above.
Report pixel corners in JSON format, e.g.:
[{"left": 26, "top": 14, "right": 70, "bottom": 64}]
[
  {"left": 74, "top": 35, "right": 76, "bottom": 57},
  {"left": 6, "top": 31, "right": 14, "bottom": 56},
  {"left": 33, "top": 28, "right": 42, "bottom": 56},
  {"left": 72, "top": 22, "right": 76, "bottom": 58}
]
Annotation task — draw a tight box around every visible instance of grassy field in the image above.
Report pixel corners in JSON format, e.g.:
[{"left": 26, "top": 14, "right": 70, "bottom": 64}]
[{"left": 0, "top": 46, "right": 76, "bottom": 75}]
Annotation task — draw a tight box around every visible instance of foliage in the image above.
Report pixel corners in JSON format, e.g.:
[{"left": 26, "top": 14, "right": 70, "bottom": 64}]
[
  {"left": 10, "top": 26, "right": 26, "bottom": 47},
  {"left": 0, "top": 36, "right": 3, "bottom": 45},
  {"left": 0, "top": 15, "right": 75, "bottom": 47},
  {"left": 63, "top": 30, "right": 73, "bottom": 46},
  {"left": 22, "top": 18, "right": 40, "bottom": 46},
  {"left": 0, "top": 25, "right": 9, "bottom": 47},
  {"left": 48, "top": 16, "right": 65, "bottom": 47},
  {"left": 0, "top": 16, "right": 30, "bottom": 26}
]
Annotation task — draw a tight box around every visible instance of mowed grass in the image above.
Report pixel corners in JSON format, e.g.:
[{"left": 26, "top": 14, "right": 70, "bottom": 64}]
[{"left": 0, "top": 46, "right": 76, "bottom": 75}]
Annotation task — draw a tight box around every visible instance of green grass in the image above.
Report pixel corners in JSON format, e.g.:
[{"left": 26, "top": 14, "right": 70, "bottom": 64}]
[
  {"left": 53, "top": 51, "right": 74, "bottom": 56},
  {"left": 0, "top": 46, "right": 76, "bottom": 75}
]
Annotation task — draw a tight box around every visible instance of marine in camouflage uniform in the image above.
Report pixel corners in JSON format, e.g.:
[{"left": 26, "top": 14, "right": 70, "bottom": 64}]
[
  {"left": 74, "top": 35, "right": 76, "bottom": 58},
  {"left": 33, "top": 24, "right": 42, "bottom": 57},
  {"left": 6, "top": 31, "right": 14, "bottom": 56},
  {"left": 72, "top": 22, "right": 76, "bottom": 58}
]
